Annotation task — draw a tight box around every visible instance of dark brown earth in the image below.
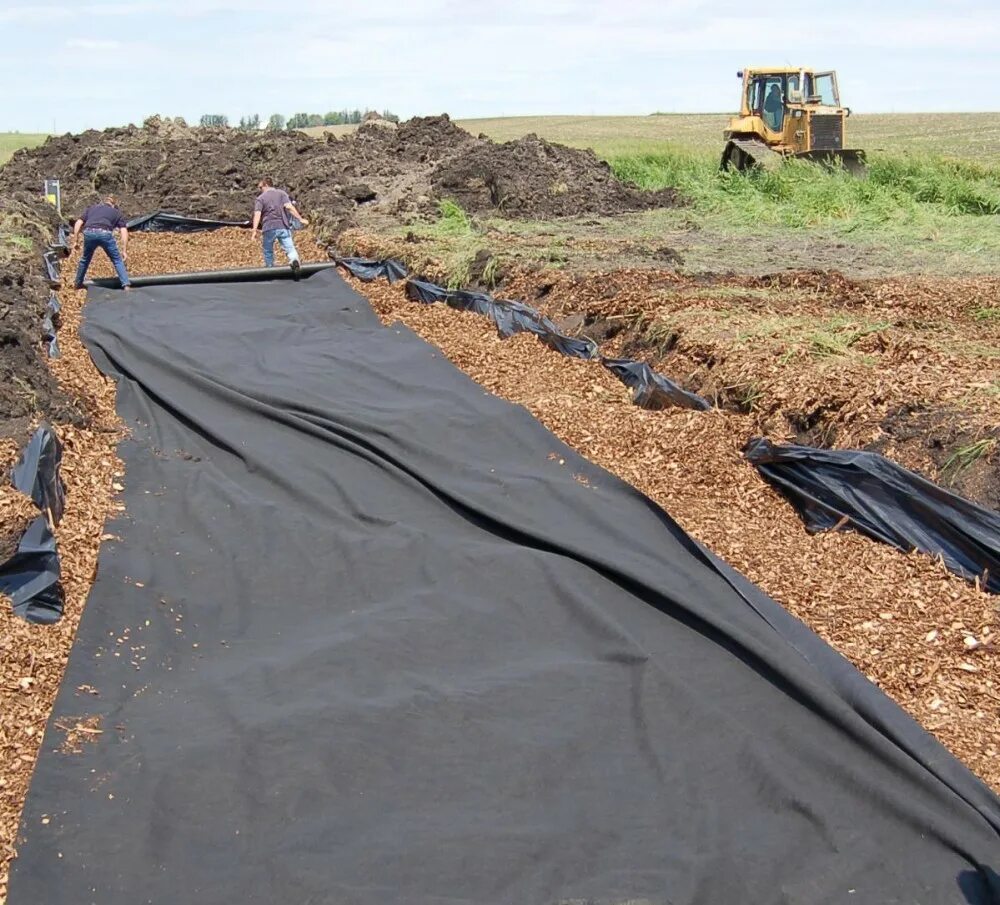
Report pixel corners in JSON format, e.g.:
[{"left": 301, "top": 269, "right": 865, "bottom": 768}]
[
  {"left": 431, "top": 133, "right": 682, "bottom": 218},
  {"left": 0, "top": 196, "right": 82, "bottom": 445},
  {"left": 0, "top": 115, "right": 681, "bottom": 242}
]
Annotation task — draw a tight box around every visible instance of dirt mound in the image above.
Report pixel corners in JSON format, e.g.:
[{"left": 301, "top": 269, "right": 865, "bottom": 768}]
[
  {"left": 0, "top": 196, "right": 81, "bottom": 443},
  {"left": 141, "top": 115, "right": 195, "bottom": 142},
  {"left": 0, "top": 117, "right": 679, "bottom": 241},
  {"left": 431, "top": 133, "right": 683, "bottom": 218}
]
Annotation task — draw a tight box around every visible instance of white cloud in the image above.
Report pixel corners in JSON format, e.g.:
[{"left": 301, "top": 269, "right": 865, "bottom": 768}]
[{"left": 65, "top": 38, "right": 123, "bottom": 50}]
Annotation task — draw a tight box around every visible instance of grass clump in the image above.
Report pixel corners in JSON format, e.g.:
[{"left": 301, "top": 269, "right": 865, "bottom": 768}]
[
  {"left": 435, "top": 199, "right": 474, "bottom": 236},
  {"left": 807, "top": 319, "right": 892, "bottom": 357},
  {"left": 609, "top": 146, "right": 1000, "bottom": 239},
  {"left": 867, "top": 156, "right": 1000, "bottom": 215},
  {"left": 943, "top": 438, "right": 998, "bottom": 481},
  {"left": 395, "top": 199, "right": 482, "bottom": 287},
  {"left": 0, "top": 233, "right": 32, "bottom": 256}
]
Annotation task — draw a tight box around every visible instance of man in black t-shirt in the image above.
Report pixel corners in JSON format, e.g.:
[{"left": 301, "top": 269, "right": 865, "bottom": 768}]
[{"left": 70, "top": 195, "right": 131, "bottom": 290}]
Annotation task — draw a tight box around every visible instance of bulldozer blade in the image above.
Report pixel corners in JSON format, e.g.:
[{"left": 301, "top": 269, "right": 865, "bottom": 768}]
[{"left": 793, "top": 148, "right": 868, "bottom": 176}]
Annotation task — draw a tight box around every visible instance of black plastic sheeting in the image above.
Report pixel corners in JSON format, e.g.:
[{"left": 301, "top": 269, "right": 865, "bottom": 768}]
[
  {"left": 0, "top": 425, "right": 66, "bottom": 624},
  {"left": 407, "top": 277, "right": 600, "bottom": 359},
  {"left": 405, "top": 277, "right": 713, "bottom": 407},
  {"left": 11, "top": 424, "right": 66, "bottom": 523},
  {"left": 127, "top": 210, "right": 251, "bottom": 232},
  {"left": 746, "top": 438, "right": 1000, "bottom": 594},
  {"left": 0, "top": 517, "right": 64, "bottom": 623},
  {"left": 9, "top": 270, "right": 1000, "bottom": 904},
  {"left": 42, "top": 248, "right": 60, "bottom": 287},
  {"left": 42, "top": 293, "right": 60, "bottom": 358},
  {"left": 335, "top": 256, "right": 408, "bottom": 284},
  {"left": 51, "top": 224, "right": 71, "bottom": 256},
  {"left": 602, "top": 357, "right": 712, "bottom": 412}
]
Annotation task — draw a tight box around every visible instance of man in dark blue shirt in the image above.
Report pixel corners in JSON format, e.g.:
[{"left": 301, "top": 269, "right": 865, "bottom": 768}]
[{"left": 70, "top": 195, "right": 131, "bottom": 290}]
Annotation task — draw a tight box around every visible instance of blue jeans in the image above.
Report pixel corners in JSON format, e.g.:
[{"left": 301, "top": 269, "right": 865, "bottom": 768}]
[
  {"left": 262, "top": 228, "right": 299, "bottom": 268},
  {"left": 75, "top": 230, "right": 130, "bottom": 288}
]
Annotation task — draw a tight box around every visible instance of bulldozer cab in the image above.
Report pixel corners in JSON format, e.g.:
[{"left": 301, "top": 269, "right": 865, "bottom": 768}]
[
  {"left": 723, "top": 67, "right": 864, "bottom": 174},
  {"left": 741, "top": 70, "right": 840, "bottom": 136}
]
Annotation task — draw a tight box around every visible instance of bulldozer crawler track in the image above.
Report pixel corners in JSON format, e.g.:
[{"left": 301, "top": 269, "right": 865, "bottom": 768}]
[{"left": 721, "top": 138, "right": 783, "bottom": 172}]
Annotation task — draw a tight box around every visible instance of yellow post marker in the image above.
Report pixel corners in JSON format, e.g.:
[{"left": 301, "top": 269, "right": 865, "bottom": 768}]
[{"left": 44, "top": 179, "right": 61, "bottom": 215}]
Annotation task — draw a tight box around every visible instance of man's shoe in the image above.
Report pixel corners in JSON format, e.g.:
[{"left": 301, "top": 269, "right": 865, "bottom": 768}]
[
  {"left": 290, "top": 259, "right": 301, "bottom": 281},
  {"left": 73, "top": 284, "right": 84, "bottom": 291}
]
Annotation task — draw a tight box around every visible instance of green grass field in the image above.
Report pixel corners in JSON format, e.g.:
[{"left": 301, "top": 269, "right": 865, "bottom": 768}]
[
  {"left": 307, "top": 112, "right": 1000, "bottom": 162},
  {"left": 0, "top": 133, "right": 47, "bottom": 166}
]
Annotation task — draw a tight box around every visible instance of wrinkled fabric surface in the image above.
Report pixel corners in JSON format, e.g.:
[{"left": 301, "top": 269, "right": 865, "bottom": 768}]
[{"left": 10, "top": 270, "right": 1000, "bottom": 905}]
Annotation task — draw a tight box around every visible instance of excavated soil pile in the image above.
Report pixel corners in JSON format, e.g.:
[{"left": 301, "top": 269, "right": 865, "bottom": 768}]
[
  {"left": 0, "top": 197, "right": 81, "bottom": 444},
  {"left": 0, "top": 116, "right": 680, "bottom": 239},
  {"left": 431, "top": 134, "right": 683, "bottom": 218}
]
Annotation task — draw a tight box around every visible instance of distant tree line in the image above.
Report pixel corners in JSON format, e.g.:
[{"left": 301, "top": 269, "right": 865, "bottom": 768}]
[{"left": 197, "top": 110, "right": 399, "bottom": 132}]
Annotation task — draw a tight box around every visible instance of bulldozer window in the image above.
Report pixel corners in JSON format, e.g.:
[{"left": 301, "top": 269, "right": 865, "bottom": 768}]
[
  {"left": 761, "top": 77, "right": 784, "bottom": 132},
  {"left": 812, "top": 72, "right": 839, "bottom": 106}
]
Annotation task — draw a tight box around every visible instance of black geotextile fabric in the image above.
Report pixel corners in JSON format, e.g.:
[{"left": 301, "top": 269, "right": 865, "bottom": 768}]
[
  {"left": 127, "top": 210, "right": 251, "bottom": 232},
  {"left": 746, "top": 438, "right": 1000, "bottom": 595},
  {"left": 11, "top": 269, "right": 1000, "bottom": 905}
]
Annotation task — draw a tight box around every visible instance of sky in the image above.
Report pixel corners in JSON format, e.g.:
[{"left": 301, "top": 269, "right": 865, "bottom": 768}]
[{"left": 2, "top": 0, "right": 998, "bottom": 133}]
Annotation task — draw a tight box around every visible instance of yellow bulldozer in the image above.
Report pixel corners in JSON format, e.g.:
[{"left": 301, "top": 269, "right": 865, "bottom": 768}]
[{"left": 721, "top": 67, "right": 866, "bottom": 174}]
